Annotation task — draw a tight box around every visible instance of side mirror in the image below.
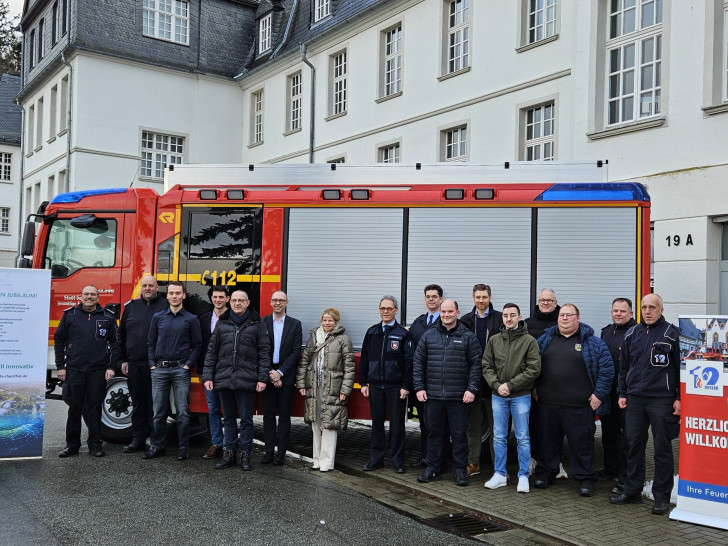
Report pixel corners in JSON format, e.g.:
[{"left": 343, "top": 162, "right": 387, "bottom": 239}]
[
  {"left": 20, "top": 221, "right": 35, "bottom": 256},
  {"left": 18, "top": 257, "right": 32, "bottom": 268}
]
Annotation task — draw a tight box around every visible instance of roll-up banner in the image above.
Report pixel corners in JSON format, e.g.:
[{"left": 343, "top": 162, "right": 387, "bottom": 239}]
[
  {"left": 671, "top": 315, "right": 728, "bottom": 530},
  {"left": 0, "top": 268, "right": 51, "bottom": 460}
]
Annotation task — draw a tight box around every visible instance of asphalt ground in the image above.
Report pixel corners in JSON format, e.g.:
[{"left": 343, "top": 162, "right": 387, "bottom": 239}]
[
  {"left": 0, "top": 400, "right": 475, "bottom": 546},
  {"left": 262, "top": 416, "right": 728, "bottom": 546}
]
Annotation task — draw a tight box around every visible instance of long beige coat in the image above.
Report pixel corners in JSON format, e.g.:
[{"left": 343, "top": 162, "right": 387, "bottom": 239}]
[{"left": 296, "top": 325, "right": 355, "bottom": 430}]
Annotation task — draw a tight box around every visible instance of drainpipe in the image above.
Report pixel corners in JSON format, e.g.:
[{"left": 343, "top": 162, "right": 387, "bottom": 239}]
[
  {"left": 300, "top": 43, "right": 315, "bottom": 164},
  {"left": 60, "top": 5, "right": 73, "bottom": 193},
  {"left": 14, "top": 38, "right": 26, "bottom": 267}
]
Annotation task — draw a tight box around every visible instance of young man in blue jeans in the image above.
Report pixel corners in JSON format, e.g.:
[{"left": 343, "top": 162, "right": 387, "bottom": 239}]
[{"left": 482, "top": 303, "right": 541, "bottom": 493}]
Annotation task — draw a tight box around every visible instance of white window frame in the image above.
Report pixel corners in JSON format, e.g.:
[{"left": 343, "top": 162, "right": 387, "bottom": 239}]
[
  {"left": 1, "top": 152, "right": 11, "bottom": 182},
  {"left": 440, "top": 124, "right": 469, "bottom": 162},
  {"left": 38, "top": 19, "right": 44, "bottom": 61},
  {"left": 527, "top": 0, "right": 557, "bottom": 44},
  {"left": 143, "top": 0, "right": 190, "bottom": 45},
  {"left": 27, "top": 105, "right": 35, "bottom": 153},
  {"left": 523, "top": 102, "right": 555, "bottom": 161},
  {"left": 259, "top": 14, "right": 272, "bottom": 54},
  {"left": 314, "top": 0, "right": 331, "bottom": 22},
  {"left": 141, "top": 131, "right": 185, "bottom": 180},
  {"left": 251, "top": 91, "right": 264, "bottom": 145},
  {"left": 28, "top": 30, "right": 35, "bottom": 69},
  {"left": 378, "top": 142, "right": 401, "bottom": 164},
  {"left": 35, "top": 97, "right": 44, "bottom": 151},
  {"left": 606, "top": 0, "right": 662, "bottom": 126},
  {"left": 382, "top": 24, "right": 403, "bottom": 98},
  {"left": 0, "top": 207, "right": 10, "bottom": 234},
  {"left": 330, "top": 50, "right": 348, "bottom": 117},
  {"left": 287, "top": 72, "right": 303, "bottom": 133},
  {"left": 445, "top": 0, "right": 470, "bottom": 75}
]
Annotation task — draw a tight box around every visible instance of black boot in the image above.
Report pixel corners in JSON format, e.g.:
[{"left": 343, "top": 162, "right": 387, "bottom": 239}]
[
  {"left": 215, "top": 449, "right": 236, "bottom": 469},
  {"left": 240, "top": 449, "right": 252, "bottom": 471}
]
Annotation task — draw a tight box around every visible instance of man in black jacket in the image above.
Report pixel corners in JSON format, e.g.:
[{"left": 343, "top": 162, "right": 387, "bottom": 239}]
[
  {"left": 407, "top": 283, "right": 443, "bottom": 468},
  {"left": 611, "top": 294, "right": 681, "bottom": 516},
  {"left": 119, "top": 275, "right": 168, "bottom": 453},
  {"left": 202, "top": 289, "right": 271, "bottom": 471},
  {"left": 55, "top": 285, "right": 120, "bottom": 458},
  {"left": 599, "top": 297, "right": 636, "bottom": 485},
  {"left": 360, "top": 295, "right": 414, "bottom": 474},
  {"left": 261, "top": 290, "right": 302, "bottom": 465},
  {"left": 413, "top": 299, "right": 481, "bottom": 486},
  {"left": 460, "top": 283, "right": 502, "bottom": 477},
  {"left": 525, "top": 288, "right": 561, "bottom": 470}
]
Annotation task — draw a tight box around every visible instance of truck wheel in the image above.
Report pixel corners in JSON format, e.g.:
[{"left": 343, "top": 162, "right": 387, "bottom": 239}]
[{"left": 101, "top": 376, "right": 133, "bottom": 443}]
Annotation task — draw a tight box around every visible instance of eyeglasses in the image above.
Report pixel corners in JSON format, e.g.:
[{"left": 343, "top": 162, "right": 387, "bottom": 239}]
[
  {"left": 539, "top": 299, "right": 555, "bottom": 304},
  {"left": 558, "top": 313, "right": 578, "bottom": 318},
  {"left": 271, "top": 299, "right": 287, "bottom": 303},
  {"left": 379, "top": 307, "right": 396, "bottom": 312}
]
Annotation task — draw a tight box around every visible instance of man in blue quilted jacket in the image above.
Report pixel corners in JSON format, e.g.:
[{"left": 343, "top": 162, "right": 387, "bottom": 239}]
[{"left": 533, "top": 303, "right": 614, "bottom": 498}]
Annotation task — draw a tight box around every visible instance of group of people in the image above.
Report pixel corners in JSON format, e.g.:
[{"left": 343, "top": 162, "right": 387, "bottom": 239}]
[{"left": 53, "top": 278, "right": 680, "bottom": 515}]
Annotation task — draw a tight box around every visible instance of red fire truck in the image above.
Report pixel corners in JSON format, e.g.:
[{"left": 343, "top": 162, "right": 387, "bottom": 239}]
[{"left": 19, "top": 162, "right": 651, "bottom": 442}]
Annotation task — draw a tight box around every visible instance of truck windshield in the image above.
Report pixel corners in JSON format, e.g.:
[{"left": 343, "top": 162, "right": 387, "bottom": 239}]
[{"left": 44, "top": 218, "right": 117, "bottom": 278}]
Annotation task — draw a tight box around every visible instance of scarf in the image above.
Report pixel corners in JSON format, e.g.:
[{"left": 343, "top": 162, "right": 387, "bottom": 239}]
[
  {"left": 230, "top": 309, "right": 250, "bottom": 326},
  {"left": 314, "top": 326, "right": 329, "bottom": 387}
]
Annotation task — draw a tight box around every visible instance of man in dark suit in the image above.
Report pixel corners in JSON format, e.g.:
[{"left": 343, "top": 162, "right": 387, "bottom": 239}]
[
  {"left": 261, "top": 290, "right": 303, "bottom": 465},
  {"left": 197, "top": 285, "right": 229, "bottom": 460}
]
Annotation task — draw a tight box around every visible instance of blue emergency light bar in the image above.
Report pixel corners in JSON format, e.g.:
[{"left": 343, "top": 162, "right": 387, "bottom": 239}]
[
  {"left": 535, "top": 183, "right": 650, "bottom": 202},
  {"left": 51, "top": 188, "right": 128, "bottom": 204}
]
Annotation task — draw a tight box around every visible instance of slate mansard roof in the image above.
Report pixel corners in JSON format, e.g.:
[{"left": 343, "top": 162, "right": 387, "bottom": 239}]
[{"left": 0, "top": 73, "right": 22, "bottom": 145}]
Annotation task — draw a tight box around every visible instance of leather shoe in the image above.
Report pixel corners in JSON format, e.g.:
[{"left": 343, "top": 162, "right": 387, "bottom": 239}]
[
  {"left": 203, "top": 445, "right": 223, "bottom": 459},
  {"left": 90, "top": 447, "right": 106, "bottom": 457},
  {"left": 273, "top": 456, "right": 285, "bottom": 466},
  {"left": 394, "top": 466, "right": 406, "bottom": 474},
  {"left": 652, "top": 501, "right": 669, "bottom": 515},
  {"left": 534, "top": 475, "right": 553, "bottom": 489},
  {"left": 363, "top": 461, "right": 384, "bottom": 471},
  {"left": 123, "top": 443, "right": 145, "bottom": 454},
  {"left": 612, "top": 483, "right": 624, "bottom": 495},
  {"left": 610, "top": 492, "right": 644, "bottom": 505},
  {"left": 261, "top": 451, "right": 274, "bottom": 464},
  {"left": 177, "top": 448, "right": 188, "bottom": 461},
  {"left": 58, "top": 447, "right": 79, "bottom": 458},
  {"left": 410, "top": 459, "right": 426, "bottom": 469},
  {"left": 416, "top": 470, "right": 441, "bottom": 483},
  {"left": 142, "top": 447, "right": 166, "bottom": 460},
  {"left": 579, "top": 481, "right": 594, "bottom": 497},
  {"left": 240, "top": 450, "right": 252, "bottom": 471},
  {"left": 455, "top": 472, "right": 468, "bottom": 487}
]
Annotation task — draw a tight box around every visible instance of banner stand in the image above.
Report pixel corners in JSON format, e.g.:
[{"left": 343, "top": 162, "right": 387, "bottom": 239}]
[
  {"left": 671, "top": 315, "right": 728, "bottom": 530},
  {"left": 0, "top": 268, "right": 51, "bottom": 460}
]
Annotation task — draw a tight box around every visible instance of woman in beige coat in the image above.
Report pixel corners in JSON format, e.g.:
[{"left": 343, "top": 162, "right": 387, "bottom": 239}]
[{"left": 296, "top": 307, "right": 355, "bottom": 471}]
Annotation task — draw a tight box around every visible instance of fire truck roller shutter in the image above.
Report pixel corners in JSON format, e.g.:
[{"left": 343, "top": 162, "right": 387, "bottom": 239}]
[
  {"left": 405, "top": 207, "right": 532, "bottom": 325},
  {"left": 536, "top": 207, "right": 638, "bottom": 327},
  {"left": 285, "top": 208, "right": 404, "bottom": 347}
]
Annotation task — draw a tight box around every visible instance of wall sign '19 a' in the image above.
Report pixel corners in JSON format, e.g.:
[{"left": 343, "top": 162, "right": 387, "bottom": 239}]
[
  {"left": 666, "top": 234, "right": 694, "bottom": 246},
  {"left": 201, "top": 270, "right": 238, "bottom": 286}
]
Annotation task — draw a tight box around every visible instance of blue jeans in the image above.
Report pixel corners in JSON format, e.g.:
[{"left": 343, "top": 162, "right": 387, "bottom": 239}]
[
  {"left": 205, "top": 388, "right": 224, "bottom": 446},
  {"left": 492, "top": 394, "right": 531, "bottom": 478},
  {"left": 150, "top": 366, "right": 191, "bottom": 449}
]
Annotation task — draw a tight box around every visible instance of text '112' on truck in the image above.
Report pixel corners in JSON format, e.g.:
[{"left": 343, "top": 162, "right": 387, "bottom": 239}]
[{"left": 18, "top": 162, "right": 651, "bottom": 442}]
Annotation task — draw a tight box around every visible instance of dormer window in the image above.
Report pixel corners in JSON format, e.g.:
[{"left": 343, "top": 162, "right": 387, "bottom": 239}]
[
  {"left": 314, "top": 0, "right": 331, "bottom": 22},
  {"left": 259, "top": 14, "right": 272, "bottom": 53}
]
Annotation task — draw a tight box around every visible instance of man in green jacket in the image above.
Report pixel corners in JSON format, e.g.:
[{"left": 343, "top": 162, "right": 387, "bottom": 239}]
[{"left": 482, "top": 303, "right": 541, "bottom": 493}]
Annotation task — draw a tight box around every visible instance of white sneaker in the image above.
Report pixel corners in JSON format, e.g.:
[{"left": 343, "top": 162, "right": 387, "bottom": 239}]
[
  {"left": 556, "top": 463, "right": 568, "bottom": 479},
  {"left": 517, "top": 476, "right": 530, "bottom": 493},
  {"left": 529, "top": 458, "right": 537, "bottom": 476},
  {"left": 484, "top": 473, "right": 508, "bottom": 489}
]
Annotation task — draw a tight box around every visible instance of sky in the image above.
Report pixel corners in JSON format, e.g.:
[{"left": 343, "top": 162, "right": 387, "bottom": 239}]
[{"left": 7, "top": 0, "right": 23, "bottom": 20}]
